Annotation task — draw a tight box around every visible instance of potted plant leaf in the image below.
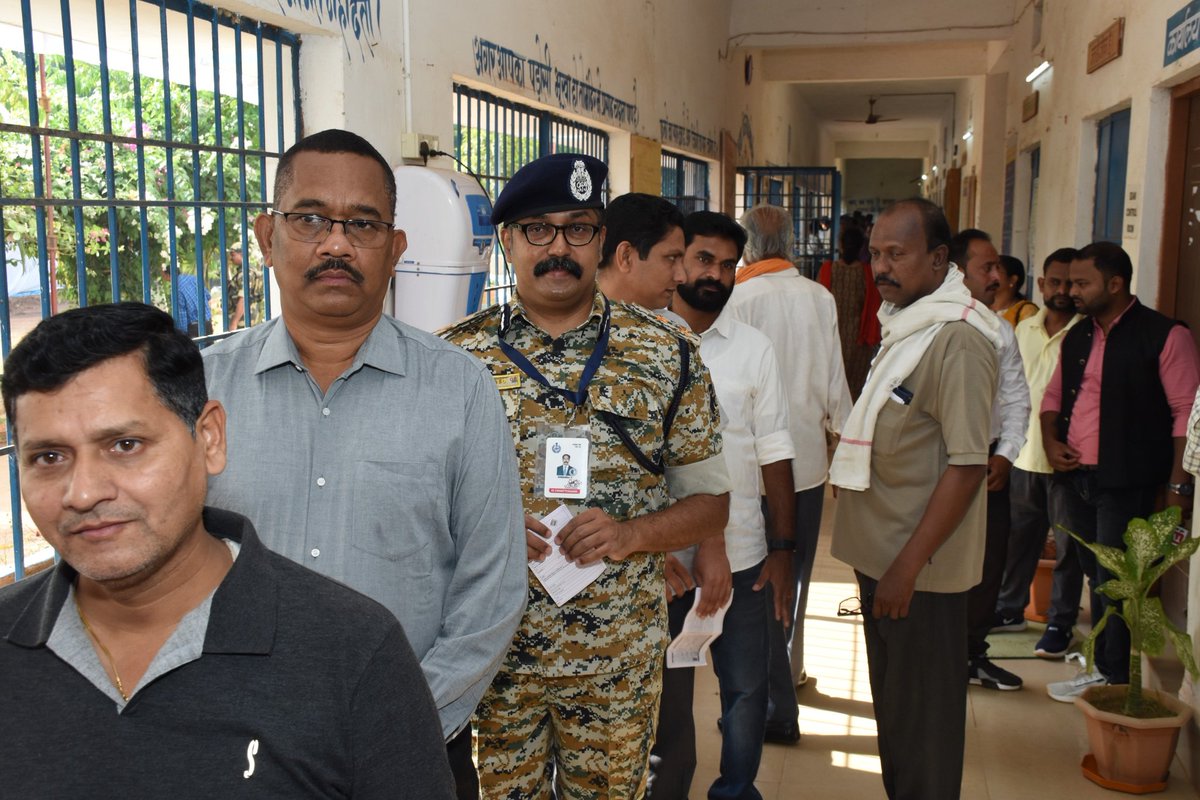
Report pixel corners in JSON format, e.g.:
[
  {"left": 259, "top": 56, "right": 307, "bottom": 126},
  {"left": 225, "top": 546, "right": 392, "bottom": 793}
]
[{"left": 1063, "top": 505, "right": 1199, "bottom": 793}]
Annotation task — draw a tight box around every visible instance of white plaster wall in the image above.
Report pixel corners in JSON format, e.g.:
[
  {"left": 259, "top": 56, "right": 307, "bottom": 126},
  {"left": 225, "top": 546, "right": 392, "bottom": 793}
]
[
  {"left": 222, "top": 0, "right": 745, "bottom": 197},
  {"left": 729, "top": 0, "right": 1017, "bottom": 46},
  {"left": 1004, "top": 0, "right": 1200, "bottom": 298}
]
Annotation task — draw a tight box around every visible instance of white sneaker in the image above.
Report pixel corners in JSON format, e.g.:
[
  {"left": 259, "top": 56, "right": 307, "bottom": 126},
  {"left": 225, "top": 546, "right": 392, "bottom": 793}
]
[{"left": 1046, "top": 669, "right": 1107, "bottom": 703}]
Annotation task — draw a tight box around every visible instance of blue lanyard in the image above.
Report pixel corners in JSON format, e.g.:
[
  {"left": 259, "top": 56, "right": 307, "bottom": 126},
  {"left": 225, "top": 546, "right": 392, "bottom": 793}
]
[{"left": 497, "top": 298, "right": 611, "bottom": 406}]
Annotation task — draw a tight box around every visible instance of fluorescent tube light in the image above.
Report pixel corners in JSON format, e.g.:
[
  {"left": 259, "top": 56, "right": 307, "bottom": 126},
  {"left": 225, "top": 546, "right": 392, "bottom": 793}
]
[{"left": 1025, "top": 60, "right": 1051, "bottom": 83}]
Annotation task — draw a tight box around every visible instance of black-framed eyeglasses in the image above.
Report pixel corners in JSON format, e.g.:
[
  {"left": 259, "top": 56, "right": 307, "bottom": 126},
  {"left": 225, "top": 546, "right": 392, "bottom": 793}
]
[
  {"left": 270, "top": 210, "right": 394, "bottom": 248},
  {"left": 837, "top": 597, "right": 864, "bottom": 617},
  {"left": 506, "top": 221, "right": 600, "bottom": 247}
]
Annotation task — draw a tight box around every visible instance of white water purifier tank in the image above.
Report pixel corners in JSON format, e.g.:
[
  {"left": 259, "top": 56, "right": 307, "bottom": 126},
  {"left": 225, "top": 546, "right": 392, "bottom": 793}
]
[{"left": 392, "top": 164, "right": 494, "bottom": 331}]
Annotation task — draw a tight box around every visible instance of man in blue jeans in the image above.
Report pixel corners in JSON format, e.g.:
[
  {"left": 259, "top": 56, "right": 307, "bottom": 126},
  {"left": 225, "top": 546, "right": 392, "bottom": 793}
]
[
  {"left": 1040, "top": 242, "right": 1199, "bottom": 700},
  {"left": 649, "top": 211, "right": 796, "bottom": 799}
]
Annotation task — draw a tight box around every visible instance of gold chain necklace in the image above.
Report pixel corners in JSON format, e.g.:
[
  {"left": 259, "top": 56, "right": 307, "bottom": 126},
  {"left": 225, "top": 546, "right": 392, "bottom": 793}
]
[{"left": 74, "top": 596, "right": 130, "bottom": 701}]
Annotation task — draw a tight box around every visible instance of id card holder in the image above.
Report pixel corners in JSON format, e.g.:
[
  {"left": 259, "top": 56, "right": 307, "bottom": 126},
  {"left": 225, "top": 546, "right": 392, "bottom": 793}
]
[{"left": 543, "top": 436, "right": 590, "bottom": 499}]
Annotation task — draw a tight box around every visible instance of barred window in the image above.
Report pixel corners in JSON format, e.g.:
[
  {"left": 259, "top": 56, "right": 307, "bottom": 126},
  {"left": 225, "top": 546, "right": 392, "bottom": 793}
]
[{"left": 0, "top": 0, "right": 301, "bottom": 584}]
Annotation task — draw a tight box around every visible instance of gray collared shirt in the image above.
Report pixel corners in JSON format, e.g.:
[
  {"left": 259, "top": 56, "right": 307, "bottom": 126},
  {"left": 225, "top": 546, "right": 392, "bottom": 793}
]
[{"left": 203, "top": 315, "right": 526, "bottom": 738}]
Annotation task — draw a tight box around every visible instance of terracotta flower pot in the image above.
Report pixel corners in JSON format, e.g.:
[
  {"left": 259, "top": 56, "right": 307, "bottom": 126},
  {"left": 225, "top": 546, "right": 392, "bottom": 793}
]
[
  {"left": 1075, "top": 685, "right": 1193, "bottom": 792},
  {"left": 1024, "top": 557, "right": 1055, "bottom": 623}
]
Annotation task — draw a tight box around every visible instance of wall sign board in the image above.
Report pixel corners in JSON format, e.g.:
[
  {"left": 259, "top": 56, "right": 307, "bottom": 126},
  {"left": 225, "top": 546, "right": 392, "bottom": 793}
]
[
  {"left": 1166, "top": 2, "right": 1200, "bottom": 66},
  {"left": 1088, "top": 18, "right": 1124, "bottom": 73},
  {"left": 1023, "top": 91, "right": 1040, "bottom": 121}
]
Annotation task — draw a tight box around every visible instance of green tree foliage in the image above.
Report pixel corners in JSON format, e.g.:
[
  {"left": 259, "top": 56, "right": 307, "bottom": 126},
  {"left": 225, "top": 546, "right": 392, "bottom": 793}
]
[{"left": 0, "top": 47, "right": 264, "bottom": 307}]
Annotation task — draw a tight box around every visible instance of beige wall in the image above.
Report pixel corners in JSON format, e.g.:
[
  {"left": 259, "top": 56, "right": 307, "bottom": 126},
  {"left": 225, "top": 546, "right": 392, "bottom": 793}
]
[
  {"left": 225, "top": 0, "right": 761, "bottom": 206},
  {"left": 1004, "top": 0, "right": 1200, "bottom": 298}
]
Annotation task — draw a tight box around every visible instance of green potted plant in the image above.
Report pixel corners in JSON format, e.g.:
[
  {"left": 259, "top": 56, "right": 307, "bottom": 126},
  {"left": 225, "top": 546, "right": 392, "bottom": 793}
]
[{"left": 1064, "top": 506, "right": 1199, "bottom": 793}]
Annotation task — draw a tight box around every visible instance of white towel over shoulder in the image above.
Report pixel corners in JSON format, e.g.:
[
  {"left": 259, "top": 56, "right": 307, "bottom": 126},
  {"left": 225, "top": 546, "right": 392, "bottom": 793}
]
[{"left": 829, "top": 266, "right": 1003, "bottom": 491}]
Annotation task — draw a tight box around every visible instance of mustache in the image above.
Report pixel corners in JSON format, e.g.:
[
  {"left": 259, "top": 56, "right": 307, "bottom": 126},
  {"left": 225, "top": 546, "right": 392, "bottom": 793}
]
[
  {"left": 533, "top": 256, "right": 583, "bottom": 278},
  {"left": 304, "top": 259, "right": 365, "bottom": 284},
  {"left": 875, "top": 276, "right": 900, "bottom": 287}
]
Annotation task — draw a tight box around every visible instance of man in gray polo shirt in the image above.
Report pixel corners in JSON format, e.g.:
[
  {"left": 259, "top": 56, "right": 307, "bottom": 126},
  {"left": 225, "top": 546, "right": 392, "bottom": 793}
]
[
  {"left": 202, "top": 129, "right": 526, "bottom": 798},
  {"left": 0, "top": 303, "right": 453, "bottom": 798}
]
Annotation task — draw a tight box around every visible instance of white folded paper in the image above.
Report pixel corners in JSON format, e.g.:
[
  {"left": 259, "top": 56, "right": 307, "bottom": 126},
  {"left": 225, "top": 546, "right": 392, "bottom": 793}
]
[
  {"left": 666, "top": 587, "right": 733, "bottom": 668},
  {"left": 528, "top": 504, "right": 606, "bottom": 606}
]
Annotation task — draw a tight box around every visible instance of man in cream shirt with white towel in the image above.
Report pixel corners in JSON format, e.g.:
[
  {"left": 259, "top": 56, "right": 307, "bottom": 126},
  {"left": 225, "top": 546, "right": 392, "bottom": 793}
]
[{"left": 830, "top": 198, "right": 1001, "bottom": 800}]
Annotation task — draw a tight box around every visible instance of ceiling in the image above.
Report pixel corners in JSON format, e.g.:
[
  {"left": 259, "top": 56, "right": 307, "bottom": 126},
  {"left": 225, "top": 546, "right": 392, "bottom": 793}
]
[
  {"left": 792, "top": 78, "right": 964, "bottom": 127},
  {"left": 728, "top": 1, "right": 1022, "bottom": 152}
]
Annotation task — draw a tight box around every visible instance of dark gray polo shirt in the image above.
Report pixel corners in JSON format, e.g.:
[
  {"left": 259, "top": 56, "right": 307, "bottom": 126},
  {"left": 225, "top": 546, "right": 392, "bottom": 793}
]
[{"left": 0, "top": 508, "right": 454, "bottom": 799}]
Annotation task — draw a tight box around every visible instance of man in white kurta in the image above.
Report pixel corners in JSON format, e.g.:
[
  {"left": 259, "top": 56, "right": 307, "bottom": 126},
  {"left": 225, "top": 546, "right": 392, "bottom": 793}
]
[{"left": 727, "top": 204, "right": 852, "bottom": 739}]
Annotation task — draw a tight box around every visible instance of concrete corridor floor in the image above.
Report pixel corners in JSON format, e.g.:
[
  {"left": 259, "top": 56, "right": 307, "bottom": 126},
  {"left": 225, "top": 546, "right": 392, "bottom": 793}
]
[{"left": 686, "top": 491, "right": 1200, "bottom": 799}]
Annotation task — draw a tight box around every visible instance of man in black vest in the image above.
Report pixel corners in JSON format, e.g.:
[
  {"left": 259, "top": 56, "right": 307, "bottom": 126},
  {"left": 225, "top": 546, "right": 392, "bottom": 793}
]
[{"left": 1039, "top": 242, "right": 1199, "bottom": 701}]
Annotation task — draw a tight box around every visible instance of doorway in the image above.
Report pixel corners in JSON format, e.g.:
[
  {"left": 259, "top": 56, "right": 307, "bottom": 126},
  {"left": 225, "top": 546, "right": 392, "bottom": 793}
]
[{"left": 1160, "top": 77, "right": 1200, "bottom": 352}]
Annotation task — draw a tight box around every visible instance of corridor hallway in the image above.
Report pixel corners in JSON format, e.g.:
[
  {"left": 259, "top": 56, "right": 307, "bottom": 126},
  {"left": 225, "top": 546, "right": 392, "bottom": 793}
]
[{"left": 687, "top": 489, "right": 1200, "bottom": 799}]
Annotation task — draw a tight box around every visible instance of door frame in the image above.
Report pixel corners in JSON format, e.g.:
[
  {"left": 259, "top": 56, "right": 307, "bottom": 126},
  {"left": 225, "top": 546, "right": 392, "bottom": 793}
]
[{"left": 1156, "top": 73, "right": 1200, "bottom": 312}]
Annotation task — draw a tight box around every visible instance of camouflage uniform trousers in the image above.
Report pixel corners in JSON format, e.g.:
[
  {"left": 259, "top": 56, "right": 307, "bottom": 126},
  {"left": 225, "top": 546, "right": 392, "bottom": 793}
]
[{"left": 475, "top": 658, "right": 664, "bottom": 799}]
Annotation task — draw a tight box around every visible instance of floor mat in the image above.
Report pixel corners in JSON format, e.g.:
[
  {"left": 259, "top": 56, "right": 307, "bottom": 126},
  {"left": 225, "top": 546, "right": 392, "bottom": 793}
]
[{"left": 984, "top": 621, "right": 1081, "bottom": 660}]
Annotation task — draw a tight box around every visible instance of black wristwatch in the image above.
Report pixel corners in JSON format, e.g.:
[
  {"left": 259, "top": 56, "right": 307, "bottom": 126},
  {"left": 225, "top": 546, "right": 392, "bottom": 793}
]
[
  {"left": 1167, "top": 482, "right": 1195, "bottom": 497},
  {"left": 767, "top": 539, "right": 797, "bottom": 552}
]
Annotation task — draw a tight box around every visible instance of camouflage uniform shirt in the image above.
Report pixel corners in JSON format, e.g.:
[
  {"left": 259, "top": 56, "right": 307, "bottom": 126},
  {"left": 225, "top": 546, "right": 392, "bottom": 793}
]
[{"left": 442, "top": 290, "right": 728, "bottom": 677}]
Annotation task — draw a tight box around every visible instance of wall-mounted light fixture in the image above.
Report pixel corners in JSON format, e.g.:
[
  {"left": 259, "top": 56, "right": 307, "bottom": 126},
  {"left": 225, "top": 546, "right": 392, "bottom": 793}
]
[
  {"left": 932, "top": 164, "right": 939, "bottom": 174},
  {"left": 921, "top": 173, "right": 929, "bottom": 181},
  {"left": 1025, "top": 60, "right": 1051, "bottom": 83},
  {"left": 962, "top": 130, "right": 973, "bottom": 141}
]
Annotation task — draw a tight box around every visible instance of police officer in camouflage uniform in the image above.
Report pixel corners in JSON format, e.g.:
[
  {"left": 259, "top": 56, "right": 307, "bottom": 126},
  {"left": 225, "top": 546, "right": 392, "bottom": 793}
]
[{"left": 442, "top": 153, "right": 731, "bottom": 799}]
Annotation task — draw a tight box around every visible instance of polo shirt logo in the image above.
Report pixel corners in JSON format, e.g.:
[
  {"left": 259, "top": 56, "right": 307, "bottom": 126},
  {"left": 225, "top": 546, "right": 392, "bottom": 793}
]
[
  {"left": 243, "top": 739, "right": 260, "bottom": 779},
  {"left": 569, "top": 160, "right": 592, "bottom": 201}
]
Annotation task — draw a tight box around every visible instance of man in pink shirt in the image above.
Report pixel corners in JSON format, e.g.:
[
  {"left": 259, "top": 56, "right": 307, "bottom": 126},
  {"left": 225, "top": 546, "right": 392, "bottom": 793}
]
[{"left": 1039, "top": 241, "right": 1199, "bottom": 701}]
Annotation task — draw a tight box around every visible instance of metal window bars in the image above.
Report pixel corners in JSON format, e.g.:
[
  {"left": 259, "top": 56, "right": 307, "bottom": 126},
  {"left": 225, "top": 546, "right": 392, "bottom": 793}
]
[
  {"left": 452, "top": 83, "right": 609, "bottom": 308},
  {"left": 0, "top": 0, "right": 301, "bottom": 584},
  {"left": 661, "top": 149, "right": 710, "bottom": 213}
]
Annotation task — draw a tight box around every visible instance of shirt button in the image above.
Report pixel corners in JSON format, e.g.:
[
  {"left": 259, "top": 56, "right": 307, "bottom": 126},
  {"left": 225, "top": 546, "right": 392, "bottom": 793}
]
[
  {"left": 294, "top": 364, "right": 303, "bottom": 372},
  {"left": 310, "top": 548, "right": 320, "bottom": 558},
  {"left": 317, "top": 477, "right": 326, "bottom": 487},
  {"left": 322, "top": 407, "right": 331, "bottom": 416}
]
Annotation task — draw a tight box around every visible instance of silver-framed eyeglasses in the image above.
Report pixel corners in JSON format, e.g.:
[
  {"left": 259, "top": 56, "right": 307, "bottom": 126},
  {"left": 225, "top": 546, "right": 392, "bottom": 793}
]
[
  {"left": 507, "top": 221, "right": 601, "bottom": 247},
  {"left": 270, "top": 210, "right": 394, "bottom": 248}
]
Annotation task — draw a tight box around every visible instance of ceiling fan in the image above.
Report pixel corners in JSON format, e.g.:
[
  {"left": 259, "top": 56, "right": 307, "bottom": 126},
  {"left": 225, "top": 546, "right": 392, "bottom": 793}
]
[{"left": 837, "top": 97, "right": 901, "bottom": 125}]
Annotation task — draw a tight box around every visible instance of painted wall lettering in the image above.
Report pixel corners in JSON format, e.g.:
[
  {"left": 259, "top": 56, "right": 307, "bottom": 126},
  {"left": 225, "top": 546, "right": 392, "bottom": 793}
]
[
  {"left": 472, "top": 36, "right": 638, "bottom": 126},
  {"left": 278, "top": 0, "right": 380, "bottom": 61},
  {"left": 659, "top": 120, "right": 717, "bottom": 159}
]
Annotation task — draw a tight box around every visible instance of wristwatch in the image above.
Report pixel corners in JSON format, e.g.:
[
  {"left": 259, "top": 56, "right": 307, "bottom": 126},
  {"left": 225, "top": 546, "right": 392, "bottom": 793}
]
[
  {"left": 767, "top": 539, "right": 797, "bottom": 552},
  {"left": 1167, "top": 482, "right": 1195, "bottom": 497}
]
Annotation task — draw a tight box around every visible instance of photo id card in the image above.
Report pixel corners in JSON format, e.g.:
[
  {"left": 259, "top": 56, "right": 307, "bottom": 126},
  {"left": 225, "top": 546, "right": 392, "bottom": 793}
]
[{"left": 544, "top": 437, "right": 589, "bottom": 499}]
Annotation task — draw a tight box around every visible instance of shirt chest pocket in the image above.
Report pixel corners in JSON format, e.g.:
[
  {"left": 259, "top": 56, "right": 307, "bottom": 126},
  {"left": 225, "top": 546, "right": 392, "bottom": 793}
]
[
  {"left": 350, "top": 460, "right": 444, "bottom": 571},
  {"left": 590, "top": 384, "right": 663, "bottom": 477},
  {"left": 872, "top": 397, "right": 912, "bottom": 457}
]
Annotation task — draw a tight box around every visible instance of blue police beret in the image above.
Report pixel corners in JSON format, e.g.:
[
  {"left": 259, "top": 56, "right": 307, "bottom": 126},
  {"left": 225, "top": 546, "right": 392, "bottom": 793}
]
[{"left": 490, "top": 153, "right": 608, "bottom": 225}]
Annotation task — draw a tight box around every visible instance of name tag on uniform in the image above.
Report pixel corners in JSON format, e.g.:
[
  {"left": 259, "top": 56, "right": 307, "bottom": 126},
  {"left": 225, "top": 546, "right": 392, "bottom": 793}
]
[
  {"left": 494, "top": 372, "right": 521, "bottom": 391},
  {"left": 544, "top": 437, "right": 589, "bottom": 499}
]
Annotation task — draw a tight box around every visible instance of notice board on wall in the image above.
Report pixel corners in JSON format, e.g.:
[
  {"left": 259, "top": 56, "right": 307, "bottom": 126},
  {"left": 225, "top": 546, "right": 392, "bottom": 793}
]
[{"left": 631, "top": 135, "right": 663, "bottom": 195}]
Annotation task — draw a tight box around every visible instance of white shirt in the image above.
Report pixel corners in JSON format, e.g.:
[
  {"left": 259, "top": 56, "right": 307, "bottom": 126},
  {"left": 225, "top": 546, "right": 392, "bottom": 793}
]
[
  {"left": 700, "top": 310, "right": 796, "bottom": 571},
  {"left": 991, "top": 317, "right": 1031, "bottom": 464},
  {"left": 726, "top": 269, "right": 852, "bottom": 490}
]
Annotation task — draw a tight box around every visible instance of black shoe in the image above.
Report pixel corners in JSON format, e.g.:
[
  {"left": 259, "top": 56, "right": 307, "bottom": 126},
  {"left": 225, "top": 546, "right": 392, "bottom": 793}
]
[
  {"left": 967, "top": 656, "right": 1023, "bottom": 691},
  {"left": 989, "top": 611, "right": 1027, "bottom": 633},
  {"left": 763, "top": 723, "right": 801, "bottom": 744}
]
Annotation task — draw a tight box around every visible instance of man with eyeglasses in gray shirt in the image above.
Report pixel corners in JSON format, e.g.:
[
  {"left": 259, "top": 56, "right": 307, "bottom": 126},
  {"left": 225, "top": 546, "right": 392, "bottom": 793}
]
[{"left": 202, "top": 129, "right": 526, "bottom": 799}]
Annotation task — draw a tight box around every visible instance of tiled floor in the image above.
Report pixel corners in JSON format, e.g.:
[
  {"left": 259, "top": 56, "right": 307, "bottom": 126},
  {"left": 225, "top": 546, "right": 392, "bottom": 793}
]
[{"left": 687, "top": 490, "right": 1200, "bottom": 799}]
